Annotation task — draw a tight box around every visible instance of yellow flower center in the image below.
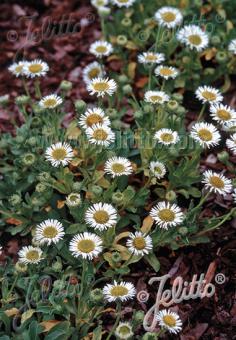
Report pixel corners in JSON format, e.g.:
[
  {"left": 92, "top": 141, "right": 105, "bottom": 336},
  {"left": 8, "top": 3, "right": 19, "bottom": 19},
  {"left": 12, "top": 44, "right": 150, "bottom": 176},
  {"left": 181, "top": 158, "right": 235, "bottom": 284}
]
[
  {"left": 158, "top": 208, "right": 175, "bottom": 222},
  {"left": 145, "top": 54, "right": 157, "bottom": 62},
  {"left": 188, "top": 34, "right": 202, "bottom": 46},
  {"left": 118, "top": 325, "right": 131, "bottom": 335},
  {"left": 154, "top": 166, "right": 162, "bottom": 174},
  {"left": 93, "top": 210, "right": 109, "bottom": 224},
  {"left": 43, "top": 98, "right": 57, "bottom": 108},
  {"left": 26, "top": 250, "right": 40, "bottom": 261},
  {"left": 51, "top": 148, "right": 67, "bottom": 160},
  {"left": 15, "top": 65, "right": 23, "bottom": 73},
  {"left": 150, "top": 95, "right": 162, "bottom": 102},
  {"left": 95, "top": 45, "right": 108, "bottom": 54},
  {"left": 28, "top": 63, "right": 43, "bottom": 73},
  {"left": 42, "top": 226, "right": 58, "bottom": 239},
  {"left": 197, "top": 129, "right": 213, "bottom": 141},
  {"left": 111, "top": 163, "right": 125, "bottom": 173},
  {"left": 88, "top": 67, "right": 100, "bottom": 79},
  {"left": 117, "top": 0, "right": 129, "bottom": 3},
  {"left": 93, "top": 128, "right": 108, "bottom": 141},
  {"left": 209, "top": 176, "right": 224, "bottom": 189},
  {"left": 160, "top": 133, "right": 174, "bottom": 143},
  {"left": 133, "top": 237, "right": 146, "bottom": 250},
  {"left": 163, "top": 315, "right": 177, "bottom": 327},
  {"left": 77, "top": 239, "right": 95, "bottom": 253},
  {"left": 93, "top": 82, "right": 110, "bottom": 92},
  {"left": 161, "top": 11, "right": 176, "bottom": 23},
  {"left": 110, "top": 285, "right": 128, "bottom": 297},
  {"left": 69, "top": 194, "right": 80, "bottom": 202},
  {"left": 201, "top": 91, "right": 216, "bottom": 101},
  {"left": 86, "top": 113, "right": 103, "bottom": 127},
  {"left": 160, "top": 68, "right": 174, "bottom": 76},
  {"left": 216, "top": 109, "right": 231, "bottom": 121}
]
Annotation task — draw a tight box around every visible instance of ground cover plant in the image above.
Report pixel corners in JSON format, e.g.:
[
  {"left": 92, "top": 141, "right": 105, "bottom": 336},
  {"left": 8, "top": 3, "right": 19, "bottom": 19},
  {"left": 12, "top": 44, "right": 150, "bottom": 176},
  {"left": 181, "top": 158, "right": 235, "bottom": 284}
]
[{"left": 0, "top": 0, "right": 236, "bottom": 338}]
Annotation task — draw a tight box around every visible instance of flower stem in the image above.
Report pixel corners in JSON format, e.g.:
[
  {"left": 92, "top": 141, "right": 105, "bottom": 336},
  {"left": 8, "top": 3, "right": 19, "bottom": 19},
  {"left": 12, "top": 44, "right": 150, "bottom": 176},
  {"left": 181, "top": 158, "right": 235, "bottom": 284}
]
[
  {"left": 105, "top": 302, "right": 122, "bottom": 340},
  {"left": 198, "top": 103, "right": 206, "bottom": 121}
]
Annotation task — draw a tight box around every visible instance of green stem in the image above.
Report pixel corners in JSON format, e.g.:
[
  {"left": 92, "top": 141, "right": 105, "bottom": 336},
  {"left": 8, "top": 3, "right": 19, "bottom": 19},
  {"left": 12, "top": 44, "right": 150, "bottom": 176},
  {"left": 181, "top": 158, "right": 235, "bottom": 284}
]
[
  {"left": 148, "top": 65, "right": 153, "bottom": 90},
  {"left": 22, "top": 78, "right": 30, "bottom": 98},
  {"left": 6, "top": 274, "right": 19, "bottom": 300},
  {"left": 197, "top": 103, "right": 206, "bottom": 121},
  {"left": 105, "top": 302, "right": 122, "bottom": 340},
  {"left": 34, "top": 79, "right": 42, "bottom": 98}
]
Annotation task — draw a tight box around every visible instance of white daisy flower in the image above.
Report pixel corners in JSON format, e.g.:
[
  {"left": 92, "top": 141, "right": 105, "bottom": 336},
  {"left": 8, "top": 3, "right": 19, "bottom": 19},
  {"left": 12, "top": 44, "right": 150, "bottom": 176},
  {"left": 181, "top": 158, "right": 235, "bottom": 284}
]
[
  {"left": 226, "top": 133, "right": 236, "bottom": 154},
  {"left": 222, "top": 120, "right": 236, "bottom": 132},
  {"left": 115, "top": 322, "right": 134, "bottom": 340},
  {"left": 45, "top": 142, "right": 74, "bottom": 167},
  {"left": 195, "top": 85, "right": 223, "bottom": 104},
  {"left": 202, "top": 170, "right": 232, "bottom": 196},
  {"left": 103, "top": 281, "right": 136, "bottom": 302},
  {"left": 82, "top": 61, "right": 104, "bottom": 84},
  {"left": 177, "top": 25, "right": 209, "bottom": 52},
  {"left": 150, "top": 161, "right": 166, "bottom": 179},
  {"left": 18, "top": 246, "right": 43, "bottom": 264},
  {"left": 154, "top": 6, "right": 183, "bottom": 28},
  {"left": 232, "top": 188, "right": 236, "bottom": 203},
  {"left": 150, "top": 201, "right": 184, "bottom": 229},
  {"left": 69, "top": 232, "right": 103, "bottom": 260},
  {"left": 138, "top": 52, "right": 165, "bottom": 65},
  {"left": 79, "top": 107, "right": 110, "bottom": 129},
  {"left": 87, "top": 77, "right": 117, "bottom": 97},
  {"left": 104, "top": 157, "right": 133, "bottom": 177},
  {"left": 112, "top": 0, "right": 136, "bottom": 8},
  {"left": 89, "top": 40, "right": 113, "bottom": 58},
  {"left": 0, "top": 94, "right": 9, "bottom": 104},
  {"left": 210, "top": 103, "right": 236, "bottom": 124},
  {"left": 91, "top": 0, "right": 109, "bottom": 8},
  {"left": 126, "top": 231, "right": 153, "bottom": 256},
  {"left": 85, "top": 202, "right": 118, "bottom": 231},
  {"left": 229, "top": 39, "right": 236, "bottom": 55},
  {"left": 66, "top": 193, "right": 81, "bottom": 207},
  {"left": 39, "top": 94, "right": 63, "bottom": 109},
  {"left": 154, "top": 128, "right": 179, "bottom": 145},
  {"left": 23, "top": 59, "right": 49, "bottom": 78},
  {"left": 155, "top": 65, "right": 179, "bottom": 80},
  {"left": 156, "top": 309, "right": 182, "bottom": 334},
  {"left": 35, "top": 219, "right": 65, "bottom": 245},
  {"left": 190, "top": 122, "right": 221, "bottom": 148},
  {"left": 86, "top": 123, "right": 115, "bottom": 147},
  {"left": 144, "top": 90, "right": 169, "bottom": 104},
  {"left": 8, "top": 61, "right": 27, "bottom": 77}
]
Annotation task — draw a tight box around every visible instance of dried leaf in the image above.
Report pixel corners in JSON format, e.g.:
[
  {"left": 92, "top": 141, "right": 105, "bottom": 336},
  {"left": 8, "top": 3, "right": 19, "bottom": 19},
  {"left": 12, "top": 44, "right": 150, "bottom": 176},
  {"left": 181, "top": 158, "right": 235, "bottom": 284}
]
[
  {"left": 141, "top": 216, "right": 154, "bottom": 233},
  {"left": 40, "top": 320, "right": 62, "bottom": 332},
  {"left": 5, "top": 218, "right": 22, "bottom": 226},
  {"left": 4, "top": 308, "right": 19, "bottom": 317}
]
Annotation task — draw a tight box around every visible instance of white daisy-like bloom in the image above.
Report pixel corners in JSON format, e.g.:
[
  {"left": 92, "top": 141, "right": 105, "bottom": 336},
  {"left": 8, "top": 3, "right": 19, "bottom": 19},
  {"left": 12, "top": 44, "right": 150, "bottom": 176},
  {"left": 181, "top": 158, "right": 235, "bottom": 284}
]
[
  {"left": 87, "top": 77, "right": 117, "bottom": 97},
  {"left": 226, "top": 133, "right": 236, "bottom": 154},
  {"left": 91, "top": 0, "right": 109, "bottom": 8},
  {"left": 202, "top": 170, "right": 232, "bottom": 196},
  {"left": 86, "top": 123, "right": 115, "bottom": 147},
  {"left": 89, "top": 40, "right": 113, "bottom": 58},
  {"left": 112, "top": 0, "right": 136, "bottom": 8},
  {"left": 104, "top": 157, "right": 133, "bottom": 177},
  {"left": 69, "top": 232, "right": 103, "bottom": 260},
  {"left": 8, "top": 61, "right": 27, "bottom": 77},
  {"left": 155, "top": 65, "right": 179, "bottom": 80},
  {"left": 229, "top": 39, "right": 236, "bottom": 55},
  {"left": 18, "top": 246, "right": 43, "bottom": 264},
  {"left": 156, "top": 309, "right": 182, "bottom": 334},
  {"left": 0, "top": 246, "right": 2, "bottom": 255},
  {"left": 150, "top": 201, "right": 184, "bottom": 229},
  {"left": 222, "top": 120, "right": 236, "bottom": 132},
  {"left": 138, "top": 52, "right": 165, "bottom": 65},
  {"left": 23, "top": 59, "right": 49, "bottom": 78},
  {"left": 45, "top": 142, "right": 74, "bottom": 167},
  {"left": 154, "top": 6, "right": 183, "bottom": 29},
  {"left": 85, "top": 202, "right": 118, "bottom": 231},
  {"left": 195, "top": 85, "right": 223, "bottom": 104},
  {"left": 82, "top": 61, "right": 104, "bottom": 84},
  {"left": 0, "top": 94, "right": 9, "bottom": 104},
  {"left": 66, "top": 193, "right": 81, "bottom": 207},
  {"left": 39, "top": 94, "right": 63, "bottom": 109},
  {"left": 177, "top": 25, "right": 209, "bottom": 52},
  {"left": 115, "top": 322, "right": 134, "bottom": 340},
  {"left": 144, "top": 90, "right": 169, "bottom": 105},
  {"left": 190, "top": 122, "right": 221, "bottom": 148},
  {"left": 35, "top": 219, "right": 65, "bottom": 245},
  {"left": 150, "top": 161, "right": 166, "bottom": 179},
  {"left": 154, "top": 128, "right": 179, "bottom": 145},
  {"left": 126, "top": 231, "right": 153, "bottom": 256},
  {"left": 210, "top": 103, "right": 236, "bottom": 124},
  {"left": 232, "top": 188, "right": 236, "bottom": 203},
  {"left": 79, "top": 107, "right": 110, "bottom": 129},
  {"left": 103, "top": 281, "right": 136, "bottom": 302}
]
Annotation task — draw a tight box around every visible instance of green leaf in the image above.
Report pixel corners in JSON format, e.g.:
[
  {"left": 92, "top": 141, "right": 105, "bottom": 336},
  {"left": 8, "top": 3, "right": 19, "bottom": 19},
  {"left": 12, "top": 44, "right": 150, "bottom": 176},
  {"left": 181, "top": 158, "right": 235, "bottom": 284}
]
[{"left": 145, "top": 253, "right": 160, "bottom": 272}]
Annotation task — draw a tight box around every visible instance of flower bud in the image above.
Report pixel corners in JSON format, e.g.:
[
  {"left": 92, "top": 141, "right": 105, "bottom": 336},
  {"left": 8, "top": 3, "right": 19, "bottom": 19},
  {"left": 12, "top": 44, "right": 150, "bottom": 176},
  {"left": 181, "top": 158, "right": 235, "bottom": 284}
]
[
  {"left": 121, "top": 17, "right": 132, "bottom": 27},
  {"left": 142, "top": 332, "right": 157, "bottom": 340},
  {"left": 75, "top": 99, "right": 86, "bottom": 113},
  {"left": 89, "top": 288, "right": 104, "bottom": 305},
  {"left": 9, "top": 194, "right": 22, "bottom": 206},
  {"left": 15, "top": 261, "right": 27, "bottom": 273},
  {"left": 167, "top": 100, "right": 179, "bottom": 112},
  {"left": 123, "top": 84, "right": 132, "bottom": 95},
  {"left": 117, "top": 35, "right": 128, "bottom": 46},
  {"left": 134, "top": 110, "right": 143, "bottom": 118},
  {"left": 32, "top": 104, "right": 44, "bottom": 115},
  {"left": 203, "top": 68, "right": 215, "bottom": 76},
  {"left": 210, "top": 35, "right": 221, "bottom": 46},
  {"left": 178, "top": 226, "right": 188, "bottom": 235},
  {"left": 217, "top": 151, "right": 229, "bottom": 163},
  {"left": 52, "top": 260, "right": 63, "bottom": 272},
  {"left": 112, "top": 192, "right": 124, "bottom": 205},
  {"left": 53, "top": 279, "right": 65, "bottom": 290},
  {"left": 106, "top": 108, "right": 117, "bottom": 118},
  {"left": 112, "top": 120, "right": 122, "bottom": 129},
  {"left": 27, "top": 137, "right": 37, "bottom": 146},
  {"left": 176, "top": 106, "right": 186, "bottom": 115},
  {"left": 165, "top": 190, "right": 177, "bottom": 201},
  {"left": 72, "top": 182, "right": 82, "bottom": 192},
  {"left": 172, "top": 93, "right": 183, "bottom": 102},
  {"left": 38, "top": 172, "right": 51, "bottom": 182},
  {"left": 133, "top": 310, "right": 145, "bottom": 323},
  {"left": 36, "top": 183, "right": 47, "bottom": 193},
  {"left": 15, "top": 95, "right": 30, "bottom": 106},
  {"left": 182, "top": 56, "right": 191, "bottom": 64},
  {"left": 15, "top": 135, "right": 25, "bottom": 144},
  {"left": 60, "top": 80, "right": 73, "bottom": 91},
  {"left": 98, "top": 6, "right": 111, "bottom": 18},
  {"left": 91, "top": 185, "right": 103, "bottom": 196},
  {"left": 143, "top": 104, "right": 154, "bottom": 114},
  {"left": 216, "top": 51, "right": 228, "bottom": 63},
  {"left": 118, "top": 74, "right": 129, "bottom": 84},
  {"left": 22, "top": 153, "right": 36, "bottom": 166},
  {"left": 31, "top": 116, "right": 41, "bottom": 127},
  {"left": 112, "top": 251, "right": 122, "bottom": 263}
]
